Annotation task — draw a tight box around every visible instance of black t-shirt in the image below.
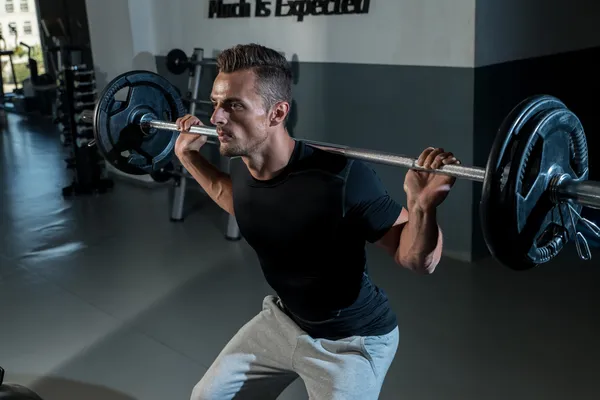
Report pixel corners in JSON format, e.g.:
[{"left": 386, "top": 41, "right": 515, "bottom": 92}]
[{"left": 230, "top": 140, "right": 403, "bottom": 340}]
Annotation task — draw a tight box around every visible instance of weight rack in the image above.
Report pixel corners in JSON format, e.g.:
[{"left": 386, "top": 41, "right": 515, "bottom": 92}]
[
  {"left": 53, "top": 48, "right": 113, "bottom": 196},
  {"left": 169, "top": 48, "right": 241, "bottom": 241}
]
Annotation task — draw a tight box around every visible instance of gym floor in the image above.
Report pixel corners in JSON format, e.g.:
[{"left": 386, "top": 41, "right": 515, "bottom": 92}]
[{"left": 1, "top": 112, "right": 599, "bottom": 400}]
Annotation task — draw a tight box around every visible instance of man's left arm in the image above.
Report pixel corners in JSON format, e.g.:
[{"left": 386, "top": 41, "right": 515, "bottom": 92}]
[
  {"left": 375, "top": 206, "right": 443, "bottom": 274},
  {"left": 344, "top": 159, "right": 445, "bottom": 275},
  {"left": 376, "top": 146, "right": 458, "bottom": 273}
]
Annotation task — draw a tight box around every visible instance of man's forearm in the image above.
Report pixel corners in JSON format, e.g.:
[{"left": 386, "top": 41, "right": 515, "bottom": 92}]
[
  {"left": 396, "top": 205, "right": 443, "bottom": 273},
  {"left": 177, "top": 151, "right": 235, "bottom": 215}
]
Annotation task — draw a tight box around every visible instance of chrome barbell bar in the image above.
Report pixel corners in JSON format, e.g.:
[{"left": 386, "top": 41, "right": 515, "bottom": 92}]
[{"left": 82, "top": 111, "right": 600, "bottom": 211}]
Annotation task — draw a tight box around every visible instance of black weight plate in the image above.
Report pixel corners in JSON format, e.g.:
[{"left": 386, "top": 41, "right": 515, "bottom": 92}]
[
  {"left": 166, "top": 48, "right": 189, "bottom": 75},
  {"left": 93, "top": 70, "right": 185, "bottom": 175},
  {"left": 150, "top": 161, "right": 175, "bottom": 183},
  {"left": 506, "top": 106, "right": 588, "bottom": 268},
  {"left": 480, "top": 95, "right": 588, "bottom": 270}
]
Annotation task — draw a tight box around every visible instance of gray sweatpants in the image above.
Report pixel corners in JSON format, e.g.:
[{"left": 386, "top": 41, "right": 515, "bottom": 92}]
[{"left": 191, "top": 295, "right": 399, "bottom": 399}]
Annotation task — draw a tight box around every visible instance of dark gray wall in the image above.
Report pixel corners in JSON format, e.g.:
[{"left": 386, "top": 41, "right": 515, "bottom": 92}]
[
  {"left": 313, "top": 62, "right": 476, "bottom": 262},
  {"left": 156, "top": 56, "right": 477, "bottom": 262},
  {"left": 475, "top": 0, "right": 600, "bottom": 66}
]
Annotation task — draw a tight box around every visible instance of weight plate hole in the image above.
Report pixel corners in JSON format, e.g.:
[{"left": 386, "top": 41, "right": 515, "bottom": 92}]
[
  {"left": 114, "top": 87, "right": 130, "bottom": 102},
  {"left": 568, "top": 138, "right": 580, "bottom": 178},
  {"left": 536, "top": 223, "right": 561, "bottom": 247}
]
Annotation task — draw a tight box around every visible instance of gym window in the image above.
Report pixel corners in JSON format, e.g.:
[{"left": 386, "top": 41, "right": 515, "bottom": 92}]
[
  {"left": 6, "top": 0, "right": 14, "bottom": 13},
  {"left": 20, "top": 0, "right": 28, "bottom": 12},
  {"left": 23, "top": 21, "right": 31, "bottom": 35},
  {"left": 8, "top": 22, "right": 17, "bottom": 36}
]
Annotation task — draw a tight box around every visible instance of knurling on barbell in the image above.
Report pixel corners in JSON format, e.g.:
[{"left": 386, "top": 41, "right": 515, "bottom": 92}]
[{"left": 81, "top": 70, "right": 600, "bottom": 270}]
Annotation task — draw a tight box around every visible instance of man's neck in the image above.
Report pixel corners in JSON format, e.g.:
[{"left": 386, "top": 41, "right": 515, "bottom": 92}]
[{"left": 243, "top": 130, "right": 296, "bottom": 181}]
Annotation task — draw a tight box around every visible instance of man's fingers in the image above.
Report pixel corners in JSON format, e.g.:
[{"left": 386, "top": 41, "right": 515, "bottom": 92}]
[
  {"left": 177, "top": 115, "right": 196, "bottom": 131},
  {"left": 184, "top": 116, "right": 196, "bottom": 131},
  {"left": 442, "top": 155, "right": 460, "bottom": 165},
  {"left": 430, "top": 151, "right": 453, "bottom": 169},
  {"left": 185, "top": 117, "right": 202, "bottom": 131},
  {"left": 416, "top": 147, "right": 435, "bottom": 167},
  {"left": 423, "top": 148, "right": 444, "bottom": 169},
  {"left": 415, "top": 148, "right": 461, "bottom": 170}
]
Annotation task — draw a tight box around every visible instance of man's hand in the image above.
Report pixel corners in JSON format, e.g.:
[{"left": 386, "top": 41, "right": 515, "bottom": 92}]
[
  {"left": 175, "top": 114, "right": 208, "bottom": 156},
  {"left": 404, "top": 147, "right": 459, "bottom": 211}
]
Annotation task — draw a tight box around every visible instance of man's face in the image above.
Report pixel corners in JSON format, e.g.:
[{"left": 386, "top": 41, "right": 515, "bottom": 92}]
[{"left": 210, "top": 70, "right": 270, "bottom": 157}]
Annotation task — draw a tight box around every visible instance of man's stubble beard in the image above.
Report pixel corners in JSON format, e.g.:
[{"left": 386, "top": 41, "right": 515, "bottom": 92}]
[{"left": 219, "top": 132, "right": 269, "bottom": 158}]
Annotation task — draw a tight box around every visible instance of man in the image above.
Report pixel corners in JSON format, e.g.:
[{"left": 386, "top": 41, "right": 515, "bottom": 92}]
[{"left": 175, "top": 43, "right": 459, "bottom": 400}]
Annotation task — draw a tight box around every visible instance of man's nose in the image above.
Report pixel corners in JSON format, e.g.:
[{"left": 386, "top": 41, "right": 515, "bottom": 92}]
[{"left": 210, "top": 107, "right": 227, "bottom": 126}]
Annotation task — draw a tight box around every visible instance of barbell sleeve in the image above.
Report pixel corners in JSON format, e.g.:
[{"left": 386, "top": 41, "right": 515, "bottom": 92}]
[{"left": 555, "top": 179, "right": 600, "bottom": 210}]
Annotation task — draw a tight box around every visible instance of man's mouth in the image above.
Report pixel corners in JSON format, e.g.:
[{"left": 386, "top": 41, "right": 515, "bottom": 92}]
[{"left": 217, "top": 130, "right": 233, "bottom": 142}]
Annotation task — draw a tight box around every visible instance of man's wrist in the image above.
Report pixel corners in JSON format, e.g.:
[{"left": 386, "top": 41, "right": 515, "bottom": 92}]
[
  {"left": 407, "top": 197, "right": 436, "bottom": 215},
  {"left": 175, "top": 149, "right": 199, "bottom": 161}
]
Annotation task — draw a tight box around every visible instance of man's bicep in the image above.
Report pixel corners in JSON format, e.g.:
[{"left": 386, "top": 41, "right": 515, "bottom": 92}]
[{"left": 344, "top": 160, "right": 405, "bottom": 243}]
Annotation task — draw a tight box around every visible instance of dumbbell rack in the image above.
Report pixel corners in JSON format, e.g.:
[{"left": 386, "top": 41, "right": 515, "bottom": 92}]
[
  {"left": 169, "top": 48, "right": 241, "bottom": 241},
  {"left": 54, "top": 61, "right": 113, "bottom": 196}
]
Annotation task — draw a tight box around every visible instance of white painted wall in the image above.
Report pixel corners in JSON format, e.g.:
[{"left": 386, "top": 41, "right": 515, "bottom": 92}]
[
  {"left": 84, "top": 0, "right": 164, "bottom": 184},
  {"left": 475, "top": 0, "right": 600, "bottom": 66},
  {"left": 153, "top": 0, "right": 476, "bottom": 67},
  {"left": 85, "top": 0, "right": 134, "bottom": 89},
  {"left": 81, "top": 0, "right": 600, "bottom": 76},
  {"left": 86, "top": 0, "right": 477, "bottom": 74}
]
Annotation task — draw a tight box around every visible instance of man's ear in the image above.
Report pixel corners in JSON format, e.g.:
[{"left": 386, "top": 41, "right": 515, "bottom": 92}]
[{"left": 269, "top": 101, "right": 290, "bottom": 126}]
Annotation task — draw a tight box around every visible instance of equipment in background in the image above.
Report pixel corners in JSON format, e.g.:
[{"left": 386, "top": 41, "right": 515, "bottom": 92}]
[
  {"left": 14, "top": 41, "right": 57, "bottom": 115},
  {"left": 0, "top": 366, "right": 44, "bottom": 399},
  {"left": 0, "top": 23, "right": 57, "bottom": 115},
  {"left": 82, "top": 69, "right": 600, "bottom": 271},
  {"left": 165, "top": 48, "right": 225, "bottom": 225},
  {"left": 165, "top": 48, "right": 217, "bottom": 76},
  {"left": 163, "top": 48, "right": 237, "bottom": 236},
  {"left": 0, "top": 35, "right": 20, "bottom": 113},
  {"left": 52, "top": 45, "right": 113, "bottom": 196}
]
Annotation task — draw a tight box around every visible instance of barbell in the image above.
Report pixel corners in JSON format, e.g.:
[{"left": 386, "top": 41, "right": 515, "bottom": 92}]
[
  {"left": 165, "top": 48, "right": 216, "bottom": 75},
  {"left": 81, "top": 70, "right": 600, "bottom": 271}
]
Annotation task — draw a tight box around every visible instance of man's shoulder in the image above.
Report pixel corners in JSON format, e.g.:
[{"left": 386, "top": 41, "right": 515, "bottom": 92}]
[{"left": 295, "top": 141, "right": 352, "bottom": 179}]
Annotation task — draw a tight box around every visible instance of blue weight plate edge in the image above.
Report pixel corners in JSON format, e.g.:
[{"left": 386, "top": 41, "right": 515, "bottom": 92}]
[
  {"left": 479, "top": 94, "right": 567, "bottom": 270},
  {"left": 92, "top": 70, "right": 186, "bottom": 174}
]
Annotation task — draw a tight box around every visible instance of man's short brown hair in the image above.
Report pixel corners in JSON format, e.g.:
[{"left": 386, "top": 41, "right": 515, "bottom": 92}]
[{"left": 217, "top": 43, "right": 293, "bottom": 112}]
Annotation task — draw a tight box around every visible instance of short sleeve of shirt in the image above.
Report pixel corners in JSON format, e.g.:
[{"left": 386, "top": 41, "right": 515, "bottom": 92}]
[{"left": 343, "top": 160, "right": 404, "bottom": 243}]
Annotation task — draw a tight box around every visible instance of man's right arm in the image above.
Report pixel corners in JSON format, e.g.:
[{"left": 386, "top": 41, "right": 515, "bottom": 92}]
[{"left": 176, "top": 151, "right": 235, "bottom": 216}]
